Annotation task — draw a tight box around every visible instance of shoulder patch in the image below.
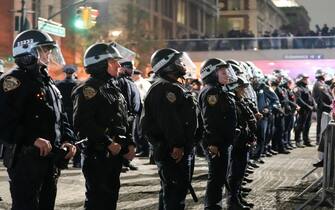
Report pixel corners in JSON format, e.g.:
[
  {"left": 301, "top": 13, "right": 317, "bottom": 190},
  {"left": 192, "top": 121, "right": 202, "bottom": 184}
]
[
  {"left": 207, "top": 95, "right": 218, "bottom": 106},
  {"left": 3, "top": 76, "right": 21, "bottom": 92},
  {"left": 83, "top": 86, "right": 97, "bottom": 100},
  {"left": 166, "top": 92, "right": 176, "bottom": 103}
]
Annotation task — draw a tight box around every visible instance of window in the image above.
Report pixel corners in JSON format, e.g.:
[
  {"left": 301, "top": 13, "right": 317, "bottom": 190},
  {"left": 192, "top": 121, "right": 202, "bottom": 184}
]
[
  {"left": 162, "top": 0, "right": 173, "bottom": 18},
  {"left": 228, "top": 17, "right": 244, "bottom": 30},
  {"left": 177, "top": 0, "right": 186, "bottom": 24},
  {"left": 228, "top": 0, "right": 241, "bottom": 10}
]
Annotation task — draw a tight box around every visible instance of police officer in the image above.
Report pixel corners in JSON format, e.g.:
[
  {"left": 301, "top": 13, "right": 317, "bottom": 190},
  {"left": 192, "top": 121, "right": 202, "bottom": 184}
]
[
  {"left": 294, "top": 74, "right": 316, "bottom": 147},
  {"left": 56, "top": 65, "right": 81, "bottom": 168},
  {"left": 227, "top": 76, "right": 256, "bottom": 210},
  {"left": 72, "top": 43, "right": 136, "bottom": 210},
  {"left": 271, "top": 70, "right": 291, "bottom": 153},
  {"left": 198, "top": 58, "right": 237, "bottom": 210},
  {"left": 0, "top": 29, "right": 77, "bottom": 210},
  {"left": 118, "top": 60, "right": 147, "bottom": 161},
  {"left": 281, "top": 77, "right": 298, "bottom": 149},
  {"left": 140, "top": 48, "right": 197, "bottom": 210},
  {"left": 312, "top": 69, "right": 332, "bottom": 143}
]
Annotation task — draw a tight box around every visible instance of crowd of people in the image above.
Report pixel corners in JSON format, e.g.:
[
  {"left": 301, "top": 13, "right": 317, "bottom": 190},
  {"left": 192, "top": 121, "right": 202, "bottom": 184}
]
[
  {"left": 0, "top": 29, "right": 335, "bottom": 210},
  {"left": 168, "top": 24, "right": 335, "bottom": 51}
]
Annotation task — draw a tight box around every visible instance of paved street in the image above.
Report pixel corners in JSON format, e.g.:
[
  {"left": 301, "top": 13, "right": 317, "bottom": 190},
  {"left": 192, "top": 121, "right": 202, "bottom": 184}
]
[{"left": 0, "top": 123, "right": 332, "bottom": 210}]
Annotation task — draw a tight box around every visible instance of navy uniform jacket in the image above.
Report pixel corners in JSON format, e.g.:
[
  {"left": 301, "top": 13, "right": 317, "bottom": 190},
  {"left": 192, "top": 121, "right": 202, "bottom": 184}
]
[
  {"left": 294, "top": 82, "right": 316, "bottom": 112},
  {"left": 0, "top": 68, "right": 76, "bottom": 147},
  {"left": 140, "top": 77, "right": 197, "bottom": 157},
  {"left": 117, "top": 76, "right": 142, "bottom": 116},
  {"left": 56, "top": 77, "right": 78, "bottom": 126},
  {"left": 198, "top": 84, "right": 237, "bottom": 148},
  {"left": 72, "top": 76, "right": 134, "bottom": 155}
]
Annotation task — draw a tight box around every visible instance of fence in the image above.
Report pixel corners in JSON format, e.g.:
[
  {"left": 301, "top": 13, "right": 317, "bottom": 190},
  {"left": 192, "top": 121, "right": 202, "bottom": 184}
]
[
  {"left": 297, "top": 116, "right": 335, "bottom": 210},
  {"left": 166, "top": 36, "right": 335, "bottom": 52}
]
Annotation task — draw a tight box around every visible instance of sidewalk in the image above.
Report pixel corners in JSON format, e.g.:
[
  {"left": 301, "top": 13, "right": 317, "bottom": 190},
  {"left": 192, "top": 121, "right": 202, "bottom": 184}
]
[{"left": 0, "top": 123, "right": 329, "bottom": 210}]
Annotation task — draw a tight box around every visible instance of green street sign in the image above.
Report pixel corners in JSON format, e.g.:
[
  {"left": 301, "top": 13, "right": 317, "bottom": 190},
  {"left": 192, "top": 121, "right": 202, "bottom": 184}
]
[{"left": 38, "top": 20, "right": 66, "bottom": 37}]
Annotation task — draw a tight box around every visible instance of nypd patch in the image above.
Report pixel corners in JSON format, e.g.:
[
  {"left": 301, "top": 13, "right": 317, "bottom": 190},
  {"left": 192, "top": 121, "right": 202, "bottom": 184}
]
[
  {"left": 166, "top": 92, "right": 176, "bottom": 103},
  {"left": 3, "top": 76, "right": 21, "bottom": 92},
  {"left": 83, "top": 86, "right": 97, "bottom": 100},
  {"left": 207, "top": 95, "right": 218, "bottom": 106}
]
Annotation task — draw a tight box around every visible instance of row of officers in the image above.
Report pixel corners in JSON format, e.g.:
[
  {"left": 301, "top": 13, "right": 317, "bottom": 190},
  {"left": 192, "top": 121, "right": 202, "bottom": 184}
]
[{"left": 0, "top": 29, "right": 334, "bottom": 210}]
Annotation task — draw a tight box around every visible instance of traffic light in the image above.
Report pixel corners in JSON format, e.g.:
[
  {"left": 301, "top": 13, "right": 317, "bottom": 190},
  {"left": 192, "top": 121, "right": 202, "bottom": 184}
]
[{"left": 74, "top": 6, "right": 99, "bottom": 30}]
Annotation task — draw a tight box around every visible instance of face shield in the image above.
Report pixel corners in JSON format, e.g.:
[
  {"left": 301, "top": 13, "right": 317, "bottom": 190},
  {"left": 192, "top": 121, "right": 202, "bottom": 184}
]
[
  {"left": 36, "top": 43, "right": 65, "bottom": 67},
  {"left": 110, "top": 42, "right": 136, "bottom": 63},
  {"left": 243, "top": 84, "right": 257, "bottom": 101},
  {"left": 175, "top": 52, "right": 197, "bottom": 76},
  {"left": 225, "top": 65, "right": 238, "bottom": 84}
]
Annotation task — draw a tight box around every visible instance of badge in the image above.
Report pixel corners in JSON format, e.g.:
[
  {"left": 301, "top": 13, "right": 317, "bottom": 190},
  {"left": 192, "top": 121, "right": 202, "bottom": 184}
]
[
  {"left": 166, "top": 92, "right": 176, "bottom": 103},
  {"left": 293, "top": 87, "right": 299, "bottom": 93},
  {"left": 83, "top": 86, "right": 97, "bottom": 100},
  {"left": 3, "top": 76, "right": 21, "bottom": 92},
  {"left": 207, "top": 95, "right": 218, "bottom": 105}
]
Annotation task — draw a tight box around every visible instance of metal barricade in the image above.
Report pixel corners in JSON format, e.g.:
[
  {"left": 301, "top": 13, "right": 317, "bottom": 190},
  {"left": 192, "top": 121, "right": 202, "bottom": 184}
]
[{"left": 297, "top": 120, "right": 335, "bottom": 210}]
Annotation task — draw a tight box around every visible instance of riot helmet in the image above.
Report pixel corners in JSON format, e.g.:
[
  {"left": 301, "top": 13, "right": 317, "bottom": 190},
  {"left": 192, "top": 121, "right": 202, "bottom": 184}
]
[
  {"left": 296, "top": 73, "right": 309, "bottom": 84},
  {"left": 13, "top": 29, "right": 65, "bottom": 68},
  {"left": 119, "top": 60, "right": 134, "bottom": 76},
  {"left": 315, "top": 69, "right": 326, "bottom": 79},
  {"left": 84, "top": 43, "right": 122, "bottom": 75},
  {"left": 63, "top": 64, "right": 77, "bottom": 74},
  {"left": 200, "top": 58, "right": 237, "bottom": 86},
  {"left": 150, "top": 48, "right": 196, "bottom": 78}
]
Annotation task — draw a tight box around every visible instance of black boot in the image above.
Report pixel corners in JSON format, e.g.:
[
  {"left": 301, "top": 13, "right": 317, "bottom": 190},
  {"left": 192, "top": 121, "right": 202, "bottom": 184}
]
[
  {"left": 227, "top": 196, "right": 251, "bottom": 210},
  {"left": 313, "top": 159, "right": 323, "bottom": 167},
  {"left": 238, "top": 194, "right": 254, "bottom": 208}
]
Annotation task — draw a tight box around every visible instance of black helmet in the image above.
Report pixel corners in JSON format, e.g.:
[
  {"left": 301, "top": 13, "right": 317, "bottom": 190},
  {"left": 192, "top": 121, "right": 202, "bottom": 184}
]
[
  {"left": 226, "top": 59, "right": 240, "bottom": 66},
  {"left": 200, "top": 58, "right": 229, "bottom": 80},
  {"left": 315, "top": 69, "right": 326, "bottom": 78},
  {"left": 13, "top": 29, "right": 64, "bottom": 67},
  {"left": 150, "top": 48, "right": 195, "bottom": 77},
  {"left": 63, "top": 64, "right": 77, "bottom": 74},
  {"left": 230, "top": 63, "right": 244, "bottom": 75},
  {"left": 120, "top": 60, "right": 134, "bottom": 76},
  {"left": 296, "top": 73, "right": 309, "bottom": 83},
  {"left": 84, "top": 43, "right": 122, "bottom": 68}
]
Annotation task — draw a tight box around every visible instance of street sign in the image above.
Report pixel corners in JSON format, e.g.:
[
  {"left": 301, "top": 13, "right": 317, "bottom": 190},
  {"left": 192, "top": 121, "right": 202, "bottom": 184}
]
[{"left": 38, "top": 20, "right": 66, "bottom": 37}]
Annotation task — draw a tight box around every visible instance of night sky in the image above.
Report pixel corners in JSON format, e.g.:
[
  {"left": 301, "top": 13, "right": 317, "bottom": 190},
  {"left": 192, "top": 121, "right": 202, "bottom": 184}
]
[{"left": 296, "top": 0, "right": 335, "bottom": 30}]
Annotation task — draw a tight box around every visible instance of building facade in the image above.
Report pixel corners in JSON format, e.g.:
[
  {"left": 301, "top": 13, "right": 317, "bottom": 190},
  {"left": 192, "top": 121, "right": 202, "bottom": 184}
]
[
  {"left": 218, "top": 0, "right": 289, "bottom": 36},
  {"left": 0, "top": 0, "right": 62, "bottom": 69}
]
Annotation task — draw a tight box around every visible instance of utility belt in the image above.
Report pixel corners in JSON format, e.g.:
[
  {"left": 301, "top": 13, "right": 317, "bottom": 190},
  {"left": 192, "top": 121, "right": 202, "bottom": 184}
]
[{"left": 4, "top": 144, "right": 69, "bottom": 169}]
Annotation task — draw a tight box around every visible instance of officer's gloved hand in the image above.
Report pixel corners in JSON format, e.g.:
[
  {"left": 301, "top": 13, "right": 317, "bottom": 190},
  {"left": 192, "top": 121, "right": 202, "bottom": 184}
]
[
  {"left": 208, "top": 145, "right": 220, "bottom": 158},
  {"left": 171, "top": 147, "right": 184, "bottom": 163},
  {"left": 34, "top": 138, "right": 52, "bottom": 157},
  {"left": 61, "top": 142, "right": 77, "bottom": 159},
  {"left": 108, "top": 142, "right": 122, "bottom": 156},
  {"left": 255, "top": 112, "right": 263, "bottom": 120},
  {"left": 123, "top": 145, "right": 136, "bottom": 160}
]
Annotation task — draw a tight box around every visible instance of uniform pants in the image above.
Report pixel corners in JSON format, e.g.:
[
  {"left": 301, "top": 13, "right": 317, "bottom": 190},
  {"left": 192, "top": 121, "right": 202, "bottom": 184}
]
[
  {"left": 284, "top": 114, "right": 294, "bottom": 146},
  {"left": 253, "top": 117, "right": 268, "bottom": 158},
  {"left": 204, "top": 146, "right": 229, "bottom": 210},
  {"left": 272, "top": 114, "right": 285, "bottom": 152},
  {"left": 294, "top": 110, "right": 312, "bottom": 143},
  {"left": 82, "top": 153, "right": 122, "bottom": 210},
  {"left": 228, "top": 145, "right": 248, "bottom": 202},
  {"left": 7, "top": 149, "right": 59, "bottom": 210},
  {"left": 156, "top": 156, "right": 190, "bottom": 210}
]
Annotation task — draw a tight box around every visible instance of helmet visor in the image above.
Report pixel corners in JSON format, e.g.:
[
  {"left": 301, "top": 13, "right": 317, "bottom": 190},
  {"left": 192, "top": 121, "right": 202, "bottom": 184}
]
[
  {"left": 37, "top": 43, "right": 65, "bottom": 67},
  {"left": 175, "top": 52, "right": 196, "bottom": 76},
  {"left": 226, "top": 65, "right": 238, "bottom": 84},
  {"left": 110, "top": 42, "right": 136, "bottom": 62}
]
